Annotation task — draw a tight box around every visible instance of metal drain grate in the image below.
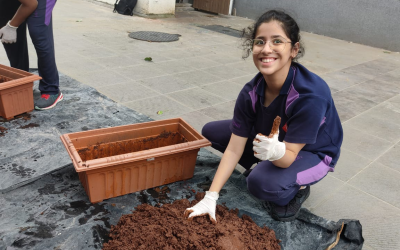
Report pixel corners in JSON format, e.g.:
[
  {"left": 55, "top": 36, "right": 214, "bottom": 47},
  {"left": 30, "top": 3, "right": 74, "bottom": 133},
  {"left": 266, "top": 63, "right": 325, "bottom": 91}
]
[
  {"left": 199, "top": 25, "right": 242, "bottom": 38},
  {"left": 128, "top": 31, "right": 181, "bottom": 42}
]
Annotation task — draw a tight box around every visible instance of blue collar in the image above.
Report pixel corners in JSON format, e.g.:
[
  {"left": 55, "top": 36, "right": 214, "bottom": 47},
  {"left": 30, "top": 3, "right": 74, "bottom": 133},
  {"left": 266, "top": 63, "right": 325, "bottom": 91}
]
[{"left": 256, "top": 65, "right": 295, "bottom": 97}]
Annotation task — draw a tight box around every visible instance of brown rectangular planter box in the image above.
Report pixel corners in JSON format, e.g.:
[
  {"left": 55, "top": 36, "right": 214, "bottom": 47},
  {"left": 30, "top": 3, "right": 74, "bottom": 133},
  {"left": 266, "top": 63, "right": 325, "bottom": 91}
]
[
  {"left": 60, "top": 118, "right": 211, "bottom": 203},
  {"left": 0, "top": 64, "right": 41, "bottom": 120}
]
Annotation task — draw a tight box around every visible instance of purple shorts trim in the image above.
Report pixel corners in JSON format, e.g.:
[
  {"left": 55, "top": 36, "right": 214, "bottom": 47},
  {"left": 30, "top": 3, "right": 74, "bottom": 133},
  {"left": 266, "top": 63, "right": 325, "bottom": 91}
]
[{"left": 296, "top": 155, "right": 334, "bottom": 186}]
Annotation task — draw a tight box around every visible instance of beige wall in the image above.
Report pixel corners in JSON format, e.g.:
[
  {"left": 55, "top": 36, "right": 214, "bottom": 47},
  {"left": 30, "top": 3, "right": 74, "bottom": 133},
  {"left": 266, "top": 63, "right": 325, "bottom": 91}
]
[{"left": 136, "top": 0, "right": 175, "bottom": 15}]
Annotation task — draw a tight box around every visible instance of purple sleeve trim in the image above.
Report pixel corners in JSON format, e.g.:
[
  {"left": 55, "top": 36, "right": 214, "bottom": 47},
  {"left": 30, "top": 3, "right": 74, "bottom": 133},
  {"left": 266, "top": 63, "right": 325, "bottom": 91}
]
[
  {"left": 285, "top": 67, "right": 298, "bottom": 115},
  {"left": 248, "top": 78, "right": 262, "bottom": 113},
  {"left": 320, "top": 117, "right": 326, "bottom": 126},
  {"left": 296, "top": 155, "right": 334, "bottom": 186}
]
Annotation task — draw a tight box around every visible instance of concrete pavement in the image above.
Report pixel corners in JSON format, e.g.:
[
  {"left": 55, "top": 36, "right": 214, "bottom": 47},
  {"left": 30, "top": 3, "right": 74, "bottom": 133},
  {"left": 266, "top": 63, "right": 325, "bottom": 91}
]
[{"left": 1, "top": 0, "right": 400, "bottom": 248}]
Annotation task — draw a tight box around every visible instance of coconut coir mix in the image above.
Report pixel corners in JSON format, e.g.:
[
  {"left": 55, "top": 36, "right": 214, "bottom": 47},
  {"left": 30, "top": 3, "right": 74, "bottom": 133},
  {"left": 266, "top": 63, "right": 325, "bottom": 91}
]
[
  {"left": 78, "top": 131, "right": 187, "bottom": 162},
  {"left": 0, "top": 126, "right": 7, "bottom": 137},
  {"left": 103, "top": 193, "right": 281, "bottom": 250}
]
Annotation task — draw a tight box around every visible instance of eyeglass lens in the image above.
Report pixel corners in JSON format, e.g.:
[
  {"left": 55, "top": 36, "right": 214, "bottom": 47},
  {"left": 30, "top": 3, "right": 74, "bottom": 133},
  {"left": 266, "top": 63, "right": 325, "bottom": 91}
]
[{"left": 251, "top": 38, "right": 287, "bottom": 54}]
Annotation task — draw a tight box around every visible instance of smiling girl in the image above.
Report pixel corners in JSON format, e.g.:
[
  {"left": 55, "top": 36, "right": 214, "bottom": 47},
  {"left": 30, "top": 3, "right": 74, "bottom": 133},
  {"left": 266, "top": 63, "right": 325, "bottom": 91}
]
[{"left": 184, "top": 10, "right": 343, "bottom": 222}]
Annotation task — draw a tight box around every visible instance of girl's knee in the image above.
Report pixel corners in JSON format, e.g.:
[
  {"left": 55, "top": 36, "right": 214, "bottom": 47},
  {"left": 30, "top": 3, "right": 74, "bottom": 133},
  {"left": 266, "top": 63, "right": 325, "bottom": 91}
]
[
  {"left": 201, "top": 122, "right": 213, "bottom": 139},
  {"left": 247, "top": 173, "right": 276, "bottom": 198},
  {"left": 201, "top": 120, "right": 231, "bottom": 142},
  {"left": 247, "top": 170, "right": 295, "bottom": 202}
]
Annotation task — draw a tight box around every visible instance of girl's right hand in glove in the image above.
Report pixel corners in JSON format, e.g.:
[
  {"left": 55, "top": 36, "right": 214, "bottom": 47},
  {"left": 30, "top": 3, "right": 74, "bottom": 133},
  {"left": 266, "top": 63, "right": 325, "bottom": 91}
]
[
  {"left": 0, "top": 21, "right": 18, "bottom": 44},
  {"left": 184, "top": 191, "right": 219, "bottom": 224}
]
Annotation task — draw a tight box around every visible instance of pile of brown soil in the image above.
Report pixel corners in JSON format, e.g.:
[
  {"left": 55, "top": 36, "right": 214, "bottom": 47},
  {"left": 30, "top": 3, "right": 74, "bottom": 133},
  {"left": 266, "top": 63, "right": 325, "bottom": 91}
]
[{"left": 103, "top": 193, "right": 281, "bottom": 250}]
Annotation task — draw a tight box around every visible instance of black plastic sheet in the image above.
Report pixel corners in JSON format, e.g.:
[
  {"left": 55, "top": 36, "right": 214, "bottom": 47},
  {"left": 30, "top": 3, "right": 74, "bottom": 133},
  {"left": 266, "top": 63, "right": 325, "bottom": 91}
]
[
  {"left": 0, "top": 72, "right": 363, "bottom": 249},
  {"left": 0, "top": 149, "right": 363, "bottom": 250}
]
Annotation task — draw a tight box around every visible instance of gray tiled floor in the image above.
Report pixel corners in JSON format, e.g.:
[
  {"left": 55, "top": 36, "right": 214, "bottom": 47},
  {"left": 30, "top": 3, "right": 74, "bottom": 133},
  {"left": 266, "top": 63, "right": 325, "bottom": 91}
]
[
  {"left": 200, "top": 80, "right": 244, "bottom": 100},
  {"left": 138, "top": 74, "right": 195, "bottom": 94},
  {"left": 341, "top": 126, "right": 393, "bottom": 161},
  {"left": 348, "top": 162, "right": 400, "bottom": 208},
  {"left": 198, "top": 100, "right": 236, "bottom": 120},
  {"left": 331, "top": 149, "right": 372, "bottom": 182},
  {"left": 311, "top": 184, "right": 400, "bottom": 249},
  {"left": 1, "top": 0, "right": 400, "bottom": 248},
  {"left": 174, "top": 70, "right": 224, "bottom": 86},
  {"left": 112, "top": 64, "right": 168, "bottom": 81},
  {"left": 124, "top": 95, "right": 193, "bottom": 120},
  {"left": 97, "top": 81, "right": 160, "bottom": 103},
  {"left": 167, "top": 87, "right": 227, "bottom": 109},
  {"left": 70, "top": 69, "right": 131, "bottom": 88}
]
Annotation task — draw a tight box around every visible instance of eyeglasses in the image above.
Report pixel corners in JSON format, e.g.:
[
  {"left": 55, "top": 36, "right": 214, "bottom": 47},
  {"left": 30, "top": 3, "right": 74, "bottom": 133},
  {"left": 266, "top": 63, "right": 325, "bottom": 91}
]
[{"left": 249, "top": 37, "right": 292, "bottom": 54}]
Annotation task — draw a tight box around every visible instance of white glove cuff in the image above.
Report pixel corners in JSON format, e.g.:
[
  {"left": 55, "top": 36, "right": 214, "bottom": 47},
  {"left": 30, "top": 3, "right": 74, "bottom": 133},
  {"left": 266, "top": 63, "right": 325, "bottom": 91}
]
[
  {"left": 270, "top": 141, "right": 286, "bottom": 161},
  {"left": 7, "top": 21, "right": 18, "bottom": 29},
  {"left": 205, "top": 191, "right": 219, "bottom": 201}
]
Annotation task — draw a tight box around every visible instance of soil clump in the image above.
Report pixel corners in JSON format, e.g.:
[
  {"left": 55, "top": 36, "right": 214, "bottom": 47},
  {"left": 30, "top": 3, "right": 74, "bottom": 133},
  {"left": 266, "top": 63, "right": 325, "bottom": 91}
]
[
  {"left": 103, "top": 193, "right": 281, "bottom": 250},
  {"left": 0, "top": 75, "right": 12, "bottom": 83},
  {"left": 18, "top": 123, "right": 40, "bottom": 129},
  {"left": 78, "top": 131, "right": 187, "bottom": 161},
  {"left": 0, "top": 126, "right": 7, "bottom": 136}
]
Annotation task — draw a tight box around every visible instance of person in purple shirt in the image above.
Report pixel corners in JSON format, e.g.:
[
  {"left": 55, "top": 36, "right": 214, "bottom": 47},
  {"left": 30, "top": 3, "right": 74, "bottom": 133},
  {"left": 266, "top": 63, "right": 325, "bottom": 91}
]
[
  {"left": 184, "top": 10, "right": 343, "bottom": 222},
  {"left": 0, "top": 0, "right": 62, "bottom": 110}
]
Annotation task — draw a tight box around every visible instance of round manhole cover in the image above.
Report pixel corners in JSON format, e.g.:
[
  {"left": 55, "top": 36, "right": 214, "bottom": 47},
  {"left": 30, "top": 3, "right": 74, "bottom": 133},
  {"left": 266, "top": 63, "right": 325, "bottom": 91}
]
[{"left": 128, "top": 31, "right": 181, "bottom": 42}]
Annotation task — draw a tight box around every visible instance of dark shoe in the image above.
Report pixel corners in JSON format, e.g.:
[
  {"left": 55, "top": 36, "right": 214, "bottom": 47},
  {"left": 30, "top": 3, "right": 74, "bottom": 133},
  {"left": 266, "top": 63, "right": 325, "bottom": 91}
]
[
  {"left": 264, "top": 186, "right": 310, "bottom": 222},
  {"left": 35, "top": 92, "right": 63, "bottom": 110},
  {"left": 242, "top": 169, "right": 253, "bottom": 177}
]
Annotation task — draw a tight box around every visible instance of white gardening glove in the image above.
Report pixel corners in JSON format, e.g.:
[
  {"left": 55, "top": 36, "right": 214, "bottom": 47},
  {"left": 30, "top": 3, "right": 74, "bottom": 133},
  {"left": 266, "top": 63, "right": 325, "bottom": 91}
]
[
  {"left": 253, "top": 132, "right": 286, "bottom": 161},
  {"left": 0, "top": 21, "right": 18, "bottom": 44},
  {"left": 184, "top": 191, "right": 219, "bottom": 224}
]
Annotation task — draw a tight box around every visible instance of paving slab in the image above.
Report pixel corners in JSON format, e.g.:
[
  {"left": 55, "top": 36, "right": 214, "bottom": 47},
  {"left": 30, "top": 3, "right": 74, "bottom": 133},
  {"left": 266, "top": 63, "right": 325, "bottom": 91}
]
[
  {"left": 174, "top": 70, "right": 225, "bottom": 86},
  {"left": 302, "top": 175, "right": 345, "bottom": 210},
  {"left": 341, "top": 126, "right": 394, "bottom": 161},
  {"left": 343, "top": 106, "right": 400, "bottom": 143},
  {"left": 166, "top": 87, "right": 228, "bottom": 109},
  {"left": 332, "top": 149, "right": 372, "bottom": 182},
  {"left": 123, "top": 95, "right": 193, "bottom": 120},
  {"left": 200, "top": 80, "right": 244, "bottom": 101},
  {"left": 97, "top": 81, "right": 160, "bottom": 103},
  {"left": 179, "top": 111, "right": 215, "bottom": 133},
  {"left": 348, "top": 162, "right": 400, "bottom": 209},
  {"left": 137, "top": 74, "right": 195, "bottom": 94},
  {"left": 310, "top": 184, "right": 400, "bottom": 249},
  {"left": 198, "top": 100, "right": 237, "bottom": 121},
  {"left": 67, "top": 69, "right": 131, "bottom": 88},
  {"left": 321, "top": 70, "right": 370, "bottom": 93},
  {"left": 376, "top": 141, "right": 400, "bottom": 173}
]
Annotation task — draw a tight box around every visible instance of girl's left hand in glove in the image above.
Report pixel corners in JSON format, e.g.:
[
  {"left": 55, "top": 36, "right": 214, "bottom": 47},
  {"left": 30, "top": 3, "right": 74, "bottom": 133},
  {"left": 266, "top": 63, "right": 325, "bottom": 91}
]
[{"left": 184, "top": 191, "right": 219, "bottom": 224}]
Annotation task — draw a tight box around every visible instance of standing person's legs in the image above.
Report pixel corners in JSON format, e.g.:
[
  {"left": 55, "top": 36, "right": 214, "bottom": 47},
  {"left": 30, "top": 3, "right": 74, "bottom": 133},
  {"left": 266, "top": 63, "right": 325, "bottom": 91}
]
[
  {"left": 3, "top": 21, "right": 29, "bottom": 71},
  {"left": 27, "top": 0, "right": 62, "bottom": 110},
  {"left": 247, "top": 151, "right": 334, "bottom": 221},
  {"left": 202, "top": 120, "right": 259, "bottom": 170}
]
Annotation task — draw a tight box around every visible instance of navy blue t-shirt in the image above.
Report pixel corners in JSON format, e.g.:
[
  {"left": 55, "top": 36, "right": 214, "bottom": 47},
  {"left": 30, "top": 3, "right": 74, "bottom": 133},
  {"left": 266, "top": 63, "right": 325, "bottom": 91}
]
[{"left": 230, "top": 63, "right": 343, "bottom": 166}]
